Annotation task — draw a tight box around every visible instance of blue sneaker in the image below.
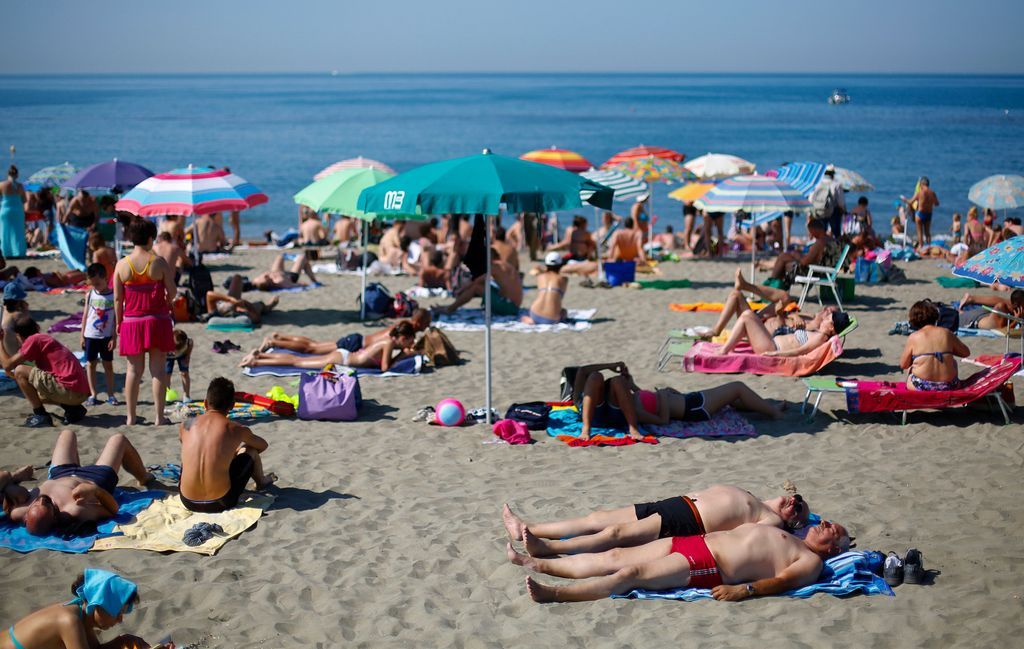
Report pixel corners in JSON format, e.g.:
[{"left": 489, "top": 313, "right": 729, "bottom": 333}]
[{"left": 25, "top": 413, "right": 53, "bottom": 428}]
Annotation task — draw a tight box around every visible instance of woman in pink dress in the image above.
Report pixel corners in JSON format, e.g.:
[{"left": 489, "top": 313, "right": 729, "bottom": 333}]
[{"left": 114, "top": 219, "right": 176, "bottom": 425}]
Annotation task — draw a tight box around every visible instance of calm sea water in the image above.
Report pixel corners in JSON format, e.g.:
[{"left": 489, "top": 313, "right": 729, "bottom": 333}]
[{"left": 1, "top": 73, "right": 1022, "bottom": 237}]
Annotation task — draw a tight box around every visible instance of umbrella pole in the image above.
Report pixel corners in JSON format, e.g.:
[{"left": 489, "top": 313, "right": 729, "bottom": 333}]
[
  {"left": 485, "top": 214, "right": 493, "bottom": 426},
  {"left": 360, "top": 220, "right": 368, "bottom": 320},
  {"left": 750, "top": 243, "right": 756, "bottom": 284}
]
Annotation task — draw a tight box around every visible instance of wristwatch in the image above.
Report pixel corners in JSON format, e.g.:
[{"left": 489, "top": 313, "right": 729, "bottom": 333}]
[{"left": 745, "top": 583, "right": 755, "bottom": 596}]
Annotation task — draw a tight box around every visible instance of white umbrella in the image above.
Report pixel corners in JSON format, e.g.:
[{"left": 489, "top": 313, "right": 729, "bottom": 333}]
[{"left": 683, "top": 153, "right": 756, "bottom": 180}]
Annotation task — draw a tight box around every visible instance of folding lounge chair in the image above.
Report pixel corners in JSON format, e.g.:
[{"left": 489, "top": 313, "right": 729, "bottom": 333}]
[
  {"left": 794, "top": 244, "right": 851, "bottom": 312},
  {"left": 845, "top": 354, "right": 1021, "bottom": 425}
]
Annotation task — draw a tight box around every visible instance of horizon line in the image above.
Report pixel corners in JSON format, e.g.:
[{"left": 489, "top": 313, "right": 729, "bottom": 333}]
[{"left": 1, "top": 70, "right": 1023, "bottom": 78}]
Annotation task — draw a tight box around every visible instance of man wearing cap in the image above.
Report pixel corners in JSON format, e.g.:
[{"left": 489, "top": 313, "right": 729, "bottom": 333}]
[
  {"left": 0, "top": 314, "right": 89, "bottom": 427},
  {"left": 1, "top": 282, "right": 30, "bottom": 357}
]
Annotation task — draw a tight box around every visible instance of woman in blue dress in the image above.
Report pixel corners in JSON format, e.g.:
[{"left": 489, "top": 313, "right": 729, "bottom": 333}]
[{"left": 0, "top": 165, "right": 27, "bottom": 258}]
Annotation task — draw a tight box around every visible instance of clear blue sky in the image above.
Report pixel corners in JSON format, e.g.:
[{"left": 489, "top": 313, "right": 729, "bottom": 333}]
[{"left": 3, "top": 0, "right": 1022, "bottom": 74}]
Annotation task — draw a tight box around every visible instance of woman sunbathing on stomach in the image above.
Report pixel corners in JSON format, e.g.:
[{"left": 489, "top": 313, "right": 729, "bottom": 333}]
[
  {"left": 899, "top": 300, "right": 969, "bottom": 391},
  {"left": 240, "top": 321, "right": 416, "bottom": 372},
  {"left": 715, "top": 308, "right": 849, "bottom": 357}
]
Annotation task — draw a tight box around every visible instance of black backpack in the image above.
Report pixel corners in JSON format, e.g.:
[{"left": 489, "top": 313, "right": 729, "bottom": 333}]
[
  {"left": 187, "top": 261, "right": 214, "bottom": 315},
  {"left": 504, "top": 402, "right": 552, "bottom": 430}
]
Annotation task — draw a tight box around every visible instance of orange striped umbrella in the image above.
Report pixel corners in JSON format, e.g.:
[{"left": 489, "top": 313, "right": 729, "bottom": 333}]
[
  {"left": 602, "top": 145, "right": 684, "bottom": 168},
  {"left": 668, "top": 182, "right": 717, "bottom": 202},
  {"left": 520, "top": 146, "right": 593, "bottom": 173}
]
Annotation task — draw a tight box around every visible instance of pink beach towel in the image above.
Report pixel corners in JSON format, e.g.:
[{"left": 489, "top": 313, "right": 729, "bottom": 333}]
[
  {"left": 846, "top": 356, "right": 1021, "bottom": 413},
  {"left": 682, "top": 337, "right": 844, "bottom": 377}
]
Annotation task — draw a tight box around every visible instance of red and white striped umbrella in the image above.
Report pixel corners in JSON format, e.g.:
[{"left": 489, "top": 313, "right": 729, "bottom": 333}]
[
  {"left": 602, "top": 145, "right": 684, "bottom": 168},
  {"left": 116, "top": 166, "right": 267, "bottom": 216},
  {"left": 315, "top": 157, "right": 396, "bottom": 180}
]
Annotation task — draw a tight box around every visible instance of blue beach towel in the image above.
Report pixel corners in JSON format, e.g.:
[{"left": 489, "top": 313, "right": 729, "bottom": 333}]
[
  {"left": 614, "top": 551, "right": 893, "bottom": 601},
  {"left": 242, "top": 351, "right": 423, "bottom": 378},
  {"left": 0, "top": 489, "right": 162, "bottom": 554},
  {"left": 54, "top": 223, "right": 90, "bottom": 272}
]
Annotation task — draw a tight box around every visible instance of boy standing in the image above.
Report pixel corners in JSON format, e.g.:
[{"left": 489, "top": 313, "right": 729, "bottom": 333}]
[{"left": 80, "top": 263, "right": 118, "bottom": 406}]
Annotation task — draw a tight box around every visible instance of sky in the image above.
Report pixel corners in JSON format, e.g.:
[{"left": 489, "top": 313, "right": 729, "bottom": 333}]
[{"left": 2, "top": 0, "right": 1023, "bottom": 75}]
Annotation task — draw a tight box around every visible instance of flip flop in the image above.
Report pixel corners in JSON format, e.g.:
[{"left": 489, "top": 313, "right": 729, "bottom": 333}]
[
  {"left": 221, "top": 340, "right": 242, "bottom": 352},
  {"left": 212, "top": 341, "right": 227, "bottom": 354}
]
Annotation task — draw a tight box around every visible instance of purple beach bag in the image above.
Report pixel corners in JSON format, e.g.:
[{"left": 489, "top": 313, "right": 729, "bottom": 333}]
[{"left": 297, "top": 371, "right": 361, "bottom": 421}]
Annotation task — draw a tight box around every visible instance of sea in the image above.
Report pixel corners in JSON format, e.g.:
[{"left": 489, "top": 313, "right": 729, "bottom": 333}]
[{"left": 1, "top": 73, "right": 1022, "bottom": 237}]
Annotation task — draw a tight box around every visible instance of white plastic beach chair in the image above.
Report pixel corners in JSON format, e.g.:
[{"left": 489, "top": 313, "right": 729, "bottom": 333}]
[{"left": 794, "top": 244, "right": 851, "bottom": 312}]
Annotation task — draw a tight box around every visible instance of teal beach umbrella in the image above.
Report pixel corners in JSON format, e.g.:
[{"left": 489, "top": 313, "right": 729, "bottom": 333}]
[{"left": 359, "top": 149, "right": 614, "bottom": 422}]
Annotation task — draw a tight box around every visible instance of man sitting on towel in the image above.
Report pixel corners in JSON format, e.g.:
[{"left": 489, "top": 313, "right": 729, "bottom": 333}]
[
  {"left": 435, "top": 247, "right": 522, "bottom": 317},
  {"left": 179, "top": 377, "right": 277, "bottom": 513},
  {"left": 1, "top": 430, "right": 154, "bottom": 536},
  {"left": 510, "top": 519, "right": 850, "bottom": 603},
  {"left": 503, "top": 483, "right": 810, "bottom": 557}
]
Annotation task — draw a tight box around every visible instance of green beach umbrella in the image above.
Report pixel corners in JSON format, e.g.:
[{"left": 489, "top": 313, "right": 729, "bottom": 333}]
[
  {"left": 358, "top": 149, "right": 614, "bottom": 423},
  {"left": 294, "top": 166, "right": 427, "bottom": 319}
]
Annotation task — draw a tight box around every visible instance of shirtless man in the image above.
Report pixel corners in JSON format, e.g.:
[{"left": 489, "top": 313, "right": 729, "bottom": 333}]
[
  {"left": 258, "top": 308, "right": 431, "bottom": 355},
  {"left": 958, "top": 289, "right": 1024, "bottom": 331},
  {"left": 379, "top": 220, "right": 406, "bottom": 268},
  {"left": 608, "top": 217, "right": 646, "bottom": 263},
  {"left": 418, "top": 250, "right": 450, "bottom": 290},
  {"left": 89, "top": 232, "right": 118, "bottom": 280},
  {"left": 705, "top": 268, "right": 834, "bottom": 339},
  {"left": 159, "top": 214, "right": 186, "bottom": 246},
  {"left": 435, "top": 248, "right": 523, "bottom": 316},
  {"left": 491, "top": 225, "right": 519, "bottom": 271},
  {"left": 2, "top": 430, "right": 153, "bottom": 536},
  {"left": 205, "top": 275, "right": 279, "bottom": 324},
  {"left": 766, "top": 219, "right": 838, "bottom": 282},
  {"left": 153, "top": 232, "right": 189, "bottom": 281},
  {"left": 547, "top": 216, "right": 595, "bottom": 261},
  {"left": 299, "top": 213, "right": 329, "bottom": 246},
  {"left": 179, "top": 377, "right": 275, "bottom": 513},
  {"left": 506, "top": 215, "right": 524, "bottom": 252},
  {"left": 64, "top": 190, "right": 98, "bottom": 229},
  {"left": 240, "top": 320, "right": 416, "bottom": 372},
  {"left": 191, "top": 211, "right": 231, "bottom": 254},
  {"left": 512, "top": 519, "right": 850, "bottom": 603},
  {"left": 902, "top": 176, "right": 940, "bottom": 248},
  {"left": 251, "top": 252, "right": 318, "bottom": 290},
  {"left": 334, "top": 215, "right": 359, "bottom": 247},
  {"left": 503, "top": 484, "right": 809, "bottom": 557}
]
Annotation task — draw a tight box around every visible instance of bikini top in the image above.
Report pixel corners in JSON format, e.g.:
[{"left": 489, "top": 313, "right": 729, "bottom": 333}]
[
  {"left": 911, "top": 351, "right": 954, "bottom": 362},
  {"left": 537, "top": 286, "right": 565, "bottom": 296}
]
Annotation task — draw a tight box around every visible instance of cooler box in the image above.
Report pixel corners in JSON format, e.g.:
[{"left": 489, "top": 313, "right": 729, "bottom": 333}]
[
  {"left": 603, "top": 261, "right": 636, "bottom": 287},
  {"left": 820, "top": 277, "right": 856, "bottom": 303}
]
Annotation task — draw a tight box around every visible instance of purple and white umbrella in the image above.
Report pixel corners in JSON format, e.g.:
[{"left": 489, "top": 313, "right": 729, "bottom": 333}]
[{"left": 61, "top": 158, "right": 154, "bottom": 194}]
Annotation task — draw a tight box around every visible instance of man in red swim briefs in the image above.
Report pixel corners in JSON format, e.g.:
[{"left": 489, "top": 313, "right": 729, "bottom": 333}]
[
  {"left": 503, "top": 484, "right": 809, "bottom": 556},
  {"left": 508, "top": 519, "right": 851, "bottom": 603}
]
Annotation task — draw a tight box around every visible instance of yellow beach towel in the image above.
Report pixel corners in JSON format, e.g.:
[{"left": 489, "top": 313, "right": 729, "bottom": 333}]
[{"left": 92, "top": 492, "right": 273, "bottom": 555}]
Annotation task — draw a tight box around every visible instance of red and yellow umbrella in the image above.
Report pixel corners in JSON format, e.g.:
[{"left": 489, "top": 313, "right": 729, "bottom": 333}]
[
  {"left": 602, "top": 145, "right": 685, "bottom": 168},
  {"left": 668, "top": 182, "right": 717, "bottom": 202},
  {"left": 520, "top": 146, "right": 593, "bottom": 173}
]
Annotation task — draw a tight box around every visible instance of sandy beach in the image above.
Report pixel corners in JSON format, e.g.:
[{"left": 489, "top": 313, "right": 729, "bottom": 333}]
[{"left": 1, "top": 247, "right": 1022, "bottom": 648}]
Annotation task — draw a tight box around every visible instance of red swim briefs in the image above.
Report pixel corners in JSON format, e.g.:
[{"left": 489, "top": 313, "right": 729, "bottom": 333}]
[{"left": 670, "top": 534, "right": 723, "bottom": 589}]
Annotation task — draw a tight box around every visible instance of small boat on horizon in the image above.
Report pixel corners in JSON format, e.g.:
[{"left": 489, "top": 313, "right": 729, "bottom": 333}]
[{"left": 828, "top": 88, "right": 851, "bottom": 105}]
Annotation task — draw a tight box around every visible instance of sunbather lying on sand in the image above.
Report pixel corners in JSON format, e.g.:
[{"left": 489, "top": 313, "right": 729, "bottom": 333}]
[
  {"left": 258, "top": 308, "right": 431, "bottom": 355},
  {"left": 715, "top": 308, "right": 850, "bottom": 357},
  {"left": 958, "top": 289, "right": 1024, "bottom": 330},
  {"left": 205, "top": 275, "right": 279, "bottom": 324},
  {"left": 503, "top": 483, "right": 809, "bottom": 557},
  {"left": 1, "top": 569, "right": 173, "bottom": 649},
  {"left": 240, "top": 321, "right": 416, "bottom": 372},
  {"left": 900, "top": 300, "right": 969, "bottom": 391},
  {"left": 251, "top": 252, "right": 319, "bottom": 290},
  {"left": 510, "top": 519, "right": 850, "bottom": 602},
  {"left": 1, "top": 430, "right": 153, "bottom": 536},
  {"left": 705, "top": 268, "right": 835, "bottom": 338},
  {"left": 570, "top": 363, "right": 785, "bottom": 441}
]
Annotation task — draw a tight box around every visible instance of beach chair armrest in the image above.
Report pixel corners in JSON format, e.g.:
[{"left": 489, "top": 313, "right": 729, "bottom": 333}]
[{"left": 805, "top": 265, "right": 838, "bottom": 275}]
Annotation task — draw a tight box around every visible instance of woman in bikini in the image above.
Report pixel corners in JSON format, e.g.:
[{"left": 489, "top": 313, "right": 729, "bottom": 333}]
[
  {"left": 2, "top": 569, "right": 171, "bottom": 649},
  {"left": 716, "top": 307, "right": 849, "bottom": 357},
  {"left": 114, "top": 219, "right": 176, "bottom": 426},
  {"left": 899, "top": 301, "right": 970, "bottom": 391},
  {"left": 522, "top": 252, "right": 569, "bottom": 325},
  {"left": 240, "top": 321, "right": 416, "bottom": 372},
  {"left": 964, "top": 206, "right": 988, "bottom": 256}
]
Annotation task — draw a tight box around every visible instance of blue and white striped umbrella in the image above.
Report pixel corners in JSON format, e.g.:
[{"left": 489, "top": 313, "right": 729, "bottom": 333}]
[
  {"left": 580, "top": 167, "right": 648, "bottom": 202},
  {"left": 694, "top": 175, "right": 812, "bottom": 214},
  {"left": 968, "top": 174, "right": 1024, "bottom": 210},
  {"left": 24, "top": 162, "right": 77, "bottom": 191},
  {"left": 748, "top": 161, "right": 826, "bottom": 227}
]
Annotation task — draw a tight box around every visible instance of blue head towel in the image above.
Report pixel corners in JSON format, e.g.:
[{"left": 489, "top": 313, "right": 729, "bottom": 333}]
[{"left": 74, "top": 568, "right": 138, "bottom": 617}]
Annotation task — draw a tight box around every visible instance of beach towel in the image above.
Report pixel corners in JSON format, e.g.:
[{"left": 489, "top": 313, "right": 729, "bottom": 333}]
[
  {"left": 432, "top": 308, "right": 596, "bottom": 333},
  {"left": 545, "top": 407, "right": 658, "bottom": 446},
  {"left": 54, "top": 223, "right": 90, "bottom": 272},
  {"left": 268, "top": 282, "right": 323, "bottom": 293},
  {"left": 48, "top": 312, "right": 84, "bottom": 333},
  {"left": 44, "top": 284, "right": 89, "bottom": 295},
  {"left": 615, "top": 551, "right": 893, "bottom": 601},
  {"left": 0, "top": 489, "right": 161, "bottom": 554},
  {"left": 636, "top": 279, "right": 691, "bottom": 290},
  {"left": 242, "top": 350, "right": 423, "bottom": 378},
  {"left": 406, "top": 286, "right": 452, "bottom": 298},
  {"left": 963, "top": 354, "right": 1024, "bottom": 377},
  {"left": 171, "top": 401, "right": 276, "bottom": 421},
  {"left": 888, "top": 320, "right": 1012, "bottom": 338},
  {"left": 846, "top": 355, "right": 1021, "bottom": 414},
  {"left": 936, "top": 276, "right": 978, "bottom": 288},
  {"left": 206, "top": 314, "right": 254, "bottom": 332},
  {"left": 311, "top": 262, "right": 403, "bottom": 277},
  {"left": 682, "top": 337, "right": 843, "bottom": 377},
  {"left": 0, "top": 370, "right": 19, "bottom": 392},
  {"left": 91, "top": 493, "right": 273, "bottom": 555},
  {"left": 669, "top": 301, "right": 767, "bottom": 312},
  {"left": 643, "top": 406, "right": 757, "bottom": 438}
]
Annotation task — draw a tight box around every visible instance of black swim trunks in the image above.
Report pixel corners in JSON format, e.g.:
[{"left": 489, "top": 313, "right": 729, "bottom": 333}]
[
  {"left": 48, "top": 464, "right": 118, "bottom": 494},
  {"left": 180, "top": 453, "right": 255, "bottom": 514},
  {"left": 634, "top": 496, "right": 706, "bottom": 538},
  {"left": 286, "top": 271, "right": 300, "bottom": 283}
]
